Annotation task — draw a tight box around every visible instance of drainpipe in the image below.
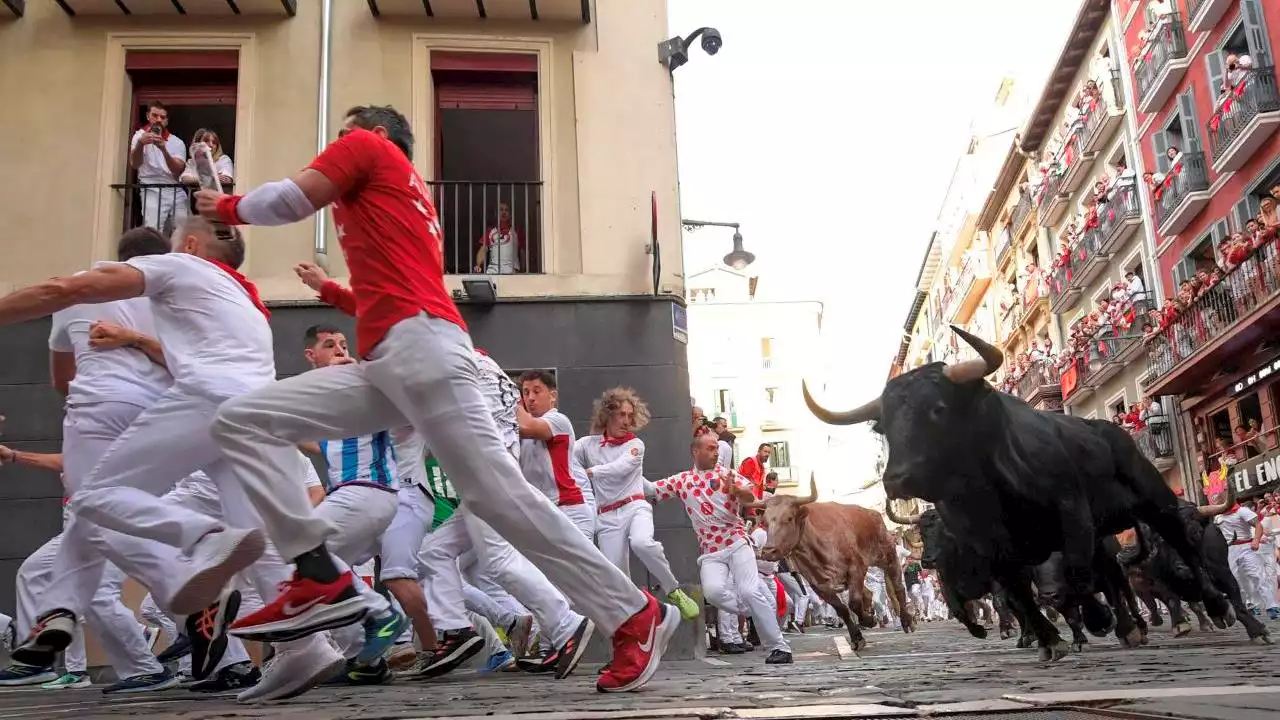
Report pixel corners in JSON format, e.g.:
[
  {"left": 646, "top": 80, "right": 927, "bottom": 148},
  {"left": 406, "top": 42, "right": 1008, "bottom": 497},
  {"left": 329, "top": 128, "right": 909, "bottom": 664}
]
[{"left": 313, "top": 0, "right": 334, "bottom": 272}]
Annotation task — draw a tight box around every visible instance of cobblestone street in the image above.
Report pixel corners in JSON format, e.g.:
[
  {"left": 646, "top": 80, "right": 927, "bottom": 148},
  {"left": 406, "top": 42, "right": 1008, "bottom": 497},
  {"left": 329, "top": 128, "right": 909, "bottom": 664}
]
[{"left": 3, "top": 617, "right": 1278, "bottom": 720}]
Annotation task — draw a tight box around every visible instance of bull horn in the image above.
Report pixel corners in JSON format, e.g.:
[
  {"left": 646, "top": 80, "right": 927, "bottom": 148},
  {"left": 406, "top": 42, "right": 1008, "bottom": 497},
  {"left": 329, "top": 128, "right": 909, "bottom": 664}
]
[
  {"left": 795, "top": 473, "right": 818, "bottom": 505},
  {"left": 1198, "top": 482, "right": 1237, "bottom": 517},
  {"left": 802, "top": 380, "right": 880, "bottom": 426},
  {"left": 884, "top": 501, "right": 920, "bottom": 525},
  {"left": 944, "top": 325, "right": 1004, "bottom": 384}
]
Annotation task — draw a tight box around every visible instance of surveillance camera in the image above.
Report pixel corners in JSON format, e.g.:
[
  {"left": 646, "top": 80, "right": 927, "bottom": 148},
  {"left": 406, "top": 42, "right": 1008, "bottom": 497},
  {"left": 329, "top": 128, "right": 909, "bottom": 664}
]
[{"left": 700, "top": 28, "right": 723, "bottom": 55}]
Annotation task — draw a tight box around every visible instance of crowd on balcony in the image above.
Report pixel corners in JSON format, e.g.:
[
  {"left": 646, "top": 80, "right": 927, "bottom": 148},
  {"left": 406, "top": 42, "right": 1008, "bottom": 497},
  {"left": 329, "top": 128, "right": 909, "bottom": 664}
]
[
  {"left": 1131, "top": 0, "right": 1178, "bottom": 77},
  {"left": 1110, "top": 396, "right": 1165, "bottom": 432},
  {"left": 995, "top": 338, "right": 1057, "bottom": 395},
  {"left": 1144, "top": 193, "right": 1280, "bottom": 360},
  {"left": 129, "top": 100, "right": 237, "bottom": 235},
  {"left": 1046, "top": 160, "right": 1140, "bottom": 281},
  {"left": 1210, "top": 52, "right": 1257, "bottom": 134},
  {"left": 1053, "top": 277, "right": 1149, "bottom": 375}
]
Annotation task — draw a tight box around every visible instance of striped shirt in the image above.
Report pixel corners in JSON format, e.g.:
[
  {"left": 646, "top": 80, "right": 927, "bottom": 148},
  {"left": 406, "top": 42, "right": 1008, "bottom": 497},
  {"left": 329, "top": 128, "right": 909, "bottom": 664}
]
[
  {"left": 423, "top": 453, "right": 459, "bottom": 530},
  {"left": 319, "top": 431, "right": 399, "bottom": 493}
]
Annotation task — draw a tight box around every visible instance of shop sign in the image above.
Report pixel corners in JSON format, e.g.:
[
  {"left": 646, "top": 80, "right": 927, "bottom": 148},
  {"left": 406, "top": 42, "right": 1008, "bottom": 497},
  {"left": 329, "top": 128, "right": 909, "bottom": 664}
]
[
  {"left": 1231, "top": 356, "right": 1280, "bottom": 397},
  {"left": 1229, "top": 448, "right": 1280, "bottom": 496}
]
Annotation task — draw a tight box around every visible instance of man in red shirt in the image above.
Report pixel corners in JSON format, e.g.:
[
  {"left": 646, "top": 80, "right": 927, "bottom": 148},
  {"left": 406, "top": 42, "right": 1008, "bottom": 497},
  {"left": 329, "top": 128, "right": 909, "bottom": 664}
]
[
  {"left": 738, "top": 443, "right": 773, "bottom": 501},
  {"left": 194, "top": 105, "right": 677, "bottom": 694}
]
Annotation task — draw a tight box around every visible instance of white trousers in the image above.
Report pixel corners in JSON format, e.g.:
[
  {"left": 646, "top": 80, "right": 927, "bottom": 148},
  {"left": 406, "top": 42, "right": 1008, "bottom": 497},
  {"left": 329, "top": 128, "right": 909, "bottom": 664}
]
[
  {"left": 778, "top": 573, "right": 808, "bottom": 621},
  {"left": 138, "top": 185, "right": 188, "bottom": 234},
  {"left": 212, "top": 313, "right": 644, "bottom": 634},
  {"left": 700, "top": 543, "right": 789, "bottom": 653},
  {"left": 560, "top": 502, "right": 596, "bottom": 541},
  {"left": 717, "top": 611, "right": 741, "bottom": 644},
  {"left": 1260, "top": 539, "right": 1280, "bottom": 609},
  {"left": 596, "top": 501, "right": 680, "bottom": 595},
  {"left": 316, "top": 485, "right": 397, "bottom": 658},
  {"left": 1228, "top": 543, "right": 1275, "bottom": 611},
  {"left": 379, "top": 484, "right": 434, "bottom": 581},
  {"left": 419, "top": 507, "right": 581, "bottom": 645},
  {"left": 17, "top": 532, "right": 160, "bottom": 678},
  {"left": 51, "top": 394, "right": 327, "bottom": 658}
]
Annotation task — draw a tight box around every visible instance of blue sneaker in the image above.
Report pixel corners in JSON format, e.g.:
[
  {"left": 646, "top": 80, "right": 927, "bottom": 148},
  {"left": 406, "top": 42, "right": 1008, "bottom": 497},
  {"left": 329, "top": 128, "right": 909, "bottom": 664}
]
[
  {"left": 102, "top": 670, "right": 181, "bottom": 694},
  {"left": 0, "top": 662, "right": 58, "bottom": 687},
  {"left": 483, "top": 650, "right": 515, "bottom": 673},
  {"left": 357, "top": 610, "right": 409, "bottom": 664},
  {"left": 1268, "top": 607, "right": 1280, "bottom": 621}
]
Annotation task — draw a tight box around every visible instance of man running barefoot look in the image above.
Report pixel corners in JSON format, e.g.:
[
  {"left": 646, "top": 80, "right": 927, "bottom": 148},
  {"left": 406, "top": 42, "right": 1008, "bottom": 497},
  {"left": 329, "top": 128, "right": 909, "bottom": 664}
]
[{"left": 195, "top": 105, "right": 679, "bottom": 692}]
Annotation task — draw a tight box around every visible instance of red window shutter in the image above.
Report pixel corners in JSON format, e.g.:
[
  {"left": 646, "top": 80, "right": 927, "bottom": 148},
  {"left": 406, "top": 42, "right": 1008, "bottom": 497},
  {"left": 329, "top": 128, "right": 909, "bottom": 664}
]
[
  {"left": 125, "top": 50, "right": 239, "bottom": 70},
  {"left": 436, "top": 84, "right": 535, "bottom": 111},
  {"left": 430, "top": 51, "right": 536, "bottom": 73}
]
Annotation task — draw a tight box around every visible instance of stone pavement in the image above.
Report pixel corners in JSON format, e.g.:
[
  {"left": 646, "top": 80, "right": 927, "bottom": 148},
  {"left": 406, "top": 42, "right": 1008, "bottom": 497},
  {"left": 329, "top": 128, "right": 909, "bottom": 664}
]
[{"left": 2, "top": 617, "right": 1278, "bottom": 719}]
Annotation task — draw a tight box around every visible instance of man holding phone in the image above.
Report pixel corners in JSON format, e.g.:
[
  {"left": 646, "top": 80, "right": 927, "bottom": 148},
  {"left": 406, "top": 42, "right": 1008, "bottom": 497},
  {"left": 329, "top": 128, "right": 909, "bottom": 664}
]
[{"left": 129, "top": 101, "right": 187, "bottom": 234}]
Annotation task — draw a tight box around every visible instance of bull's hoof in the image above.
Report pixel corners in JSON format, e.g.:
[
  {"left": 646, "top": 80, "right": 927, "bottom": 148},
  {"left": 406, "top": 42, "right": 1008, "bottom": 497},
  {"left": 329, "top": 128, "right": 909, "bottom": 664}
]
[
  {"left": 1250, "top": 631, "right": 1273, "bottom": 645},
  {"left": 1044, "top": 608, "right": 1061, "bottom": 622},
  {"left": 1149, "top": 614, "right": 1164, "bottom": 627},
  {"left": 852, "top": 636, "right": 868, "bottom": 652},
  {"left": 1037, "top": 641, "right": 1070, "bottom": 662},
  {"left": 1175, "top": 622, "right": 1192, "bottom": 637},
  {"left": 1070, "top": 641, "right": 1085, "bottom": 653},
  {"left": 1000, "top": 628, "right": 1015, "bottom": 640},
  {"left": 1120, "top": 628, "right": 1144, "bottom": 648},
  {"left": 1016, "top": 634, "right": 1034, "bottom": 649},
  {"left": 967, "top": 625, "right": 988, "bottom": 640},
  {"left": 1082, "top": 603, "right": 1116, "bottom": 637}
]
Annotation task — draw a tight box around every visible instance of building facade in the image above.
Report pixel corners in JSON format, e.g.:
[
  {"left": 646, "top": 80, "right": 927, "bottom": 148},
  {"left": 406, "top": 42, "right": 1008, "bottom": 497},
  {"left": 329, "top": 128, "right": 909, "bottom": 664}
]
[
  {"left": 1119, "top": 0, "right": 1280, "bottom": 500},
  {"left": 685, "top": 267, "right": 828, "bottom": 491},
  {"left": 0, "top": 0, "right": 702, "bottom": 659}
]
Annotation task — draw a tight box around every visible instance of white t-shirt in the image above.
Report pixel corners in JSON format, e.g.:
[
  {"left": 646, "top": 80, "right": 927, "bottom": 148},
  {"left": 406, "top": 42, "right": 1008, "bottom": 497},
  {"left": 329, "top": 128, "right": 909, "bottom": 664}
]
[
  {"left": 123, "top": 253, "right": 276, "bottom": 399},
  {"left": 751, "top": 526, "right": 777, "bottom": 575},
  {"left": 300, "top": 452, "right": 324, "bottom": 489},
  {"left": 48, "top": 281, "right": 171, "bottom": 408},
  {"left": 130, "top": 129, "right": 186, "bottom": 186},
  {"left": 574, "top": 435, "right": 646, "bottom": 507},
  {"left": 475, "top": 352, "right": 520, "bottom": 448},
  {"left": 482, "top": 227, "right": 520, "bottom": 274},
  {"left": 717, "top": 440, "right": 734, "bottom": 468},
  {"left": 519, "top": 409, "right": 584, "bottom": 506},
  {"left": 182, "top": 153, "right": 235, "bottom": 184},
  {"left": 1216, "top": 506, "right": 1258, "bottom": 544}
]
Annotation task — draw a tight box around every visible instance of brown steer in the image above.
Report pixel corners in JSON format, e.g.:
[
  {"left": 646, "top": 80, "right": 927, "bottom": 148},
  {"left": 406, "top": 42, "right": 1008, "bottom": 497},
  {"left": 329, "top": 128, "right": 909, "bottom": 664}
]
[{"left": 747, "top": 477, "right": 913, "bottom": 652}]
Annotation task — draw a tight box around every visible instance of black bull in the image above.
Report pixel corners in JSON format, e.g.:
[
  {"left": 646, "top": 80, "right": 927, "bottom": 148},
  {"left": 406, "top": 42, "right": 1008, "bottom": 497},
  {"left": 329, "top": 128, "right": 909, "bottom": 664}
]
[{"left": 804, "top": 325, "right": 1240, "bottom": 659}]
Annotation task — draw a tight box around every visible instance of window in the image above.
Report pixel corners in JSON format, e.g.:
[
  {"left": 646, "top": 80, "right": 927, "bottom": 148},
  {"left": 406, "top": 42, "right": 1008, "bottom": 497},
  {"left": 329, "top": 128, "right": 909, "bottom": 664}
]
[
  {"left": 770, "top": 441, "right": 792, "bottom": 468},
  {"left": 1209, "top": 407, "right": 1233, "bottom": 451},
  {"left": 761, "top": 337, "right": 774, "bottom": 369},
  {"left": 121, "top": 50, "right": 240, "bottom": 236},
  {"left": 713, "top": 389, "right": 734, "bottom": 416},
  {"left": 431, "top": 51, "right": 542, "bottom": 275},
  {"left": 690, "top": 287, "right": 716, "bottom": 302},
  {"left": 1172, "top": 219, "right": 1227, "bottom": 285}
]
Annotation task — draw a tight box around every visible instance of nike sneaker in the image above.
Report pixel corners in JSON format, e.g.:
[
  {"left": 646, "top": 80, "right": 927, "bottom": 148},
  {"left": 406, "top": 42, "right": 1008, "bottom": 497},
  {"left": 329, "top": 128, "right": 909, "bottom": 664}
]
[
  {"left": 230, "top": 571, "right": 366, "bottom": 642},
  {"left": 597, "top": 592, "right": 678, "bottom": 693}
]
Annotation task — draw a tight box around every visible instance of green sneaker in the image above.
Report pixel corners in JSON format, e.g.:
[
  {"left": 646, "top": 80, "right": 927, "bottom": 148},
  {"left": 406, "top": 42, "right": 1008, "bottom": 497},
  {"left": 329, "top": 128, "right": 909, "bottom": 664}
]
[
  {"left": 667, "top": 589, "right": 700, "bottom": 621},
  {"left": 40, "top": 672, "right": 91, "bottom": 690}
]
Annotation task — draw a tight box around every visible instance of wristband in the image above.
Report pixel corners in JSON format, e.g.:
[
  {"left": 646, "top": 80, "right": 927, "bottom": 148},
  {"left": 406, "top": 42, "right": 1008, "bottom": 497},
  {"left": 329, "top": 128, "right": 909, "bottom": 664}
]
[{"left": 215, "top": 194, "right": 246, "bottom": 226}]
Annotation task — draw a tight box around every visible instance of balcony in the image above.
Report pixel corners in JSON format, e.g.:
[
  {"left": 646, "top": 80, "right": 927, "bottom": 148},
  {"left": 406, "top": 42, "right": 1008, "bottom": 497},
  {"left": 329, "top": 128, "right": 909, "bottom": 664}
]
[
  {"left": 1070, "top": 227, "right": 1113, "bottom": 292},
  {"left": 1048, "top": 258, "right": 1080, "bottom": 314},
  {"left": 1207, "top": 67, "right": 1280, "bottom": 174},
  {"left": 55, "top": 0, "right": 296, "bottom": 16},
  {"left": 1154, "top": 152, "right": 1211, "bottom": 237},
  {"left": 1019, "top": 276, "right": 1051, "bottom": 330},
  {"left": 1145, "top": 237, "right": 1280, "bottom": 396},
  {"left": 1088, "top": 332, "right": 1146, "bottom": 387},
  {"left": 1038, "top": 173, "right": 1070, "bottom": 228},
  {"left": 1135, "top": 14, "right": 1191, "bottom": 114},
  {"left": 110, "top": 182, "right": 233, "bottom": 237},
  {"left": 995, "top": 226, "right": 1014, "bottom": 269},
  {"left": 1133, "top": 421, "right": 1177, "bottom": 471},
  {"left": 1187, "top": 0, "right": 1233, "bottom": 33},
  {"left": 1017, "top": 360, "right": 1063, "bottom": 412},
  {"left": 366, "top": 0, "right": 590, "bottom": 22},
  {"left": 1081, "top": 71, "right": 1127, "bottom": 155},
  {"left": 1061, "top": 355, "right": 1095, "bottom": 406},
  {"left": 1096, "top": 183, "right": 1144, "bottom": 256},
  {"left": 1012, "top": 192, "right": 1034, "bottom": 239},
  {"left": 1058, "top": 133, "right": 1095, "bottom": 196},
  {"left": 943, "top": 259, "right": 991, "bottom": 324},
  {"left": 427, "top": 181, "right": 544, "bottom": 275},
  {"left": 999, "top": 301, "right": 1023, "bottom": 342}
]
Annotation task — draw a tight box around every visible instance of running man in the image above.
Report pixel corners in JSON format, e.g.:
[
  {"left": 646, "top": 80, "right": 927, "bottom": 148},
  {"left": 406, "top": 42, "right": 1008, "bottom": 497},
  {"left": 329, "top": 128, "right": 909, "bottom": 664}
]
[{"left": 194, "top": 104, "right": 678, "bottom": 692}]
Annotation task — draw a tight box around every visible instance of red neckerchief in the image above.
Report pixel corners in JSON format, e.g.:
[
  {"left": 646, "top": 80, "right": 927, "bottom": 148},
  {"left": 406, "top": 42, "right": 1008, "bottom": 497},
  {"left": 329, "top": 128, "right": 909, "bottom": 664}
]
[
  {"left": 602, "top": 432, "right": 635, "bottom": 447},
  {"left": 205, "top": 258, "right": 271, "bottom": 319},
  {"left": 475, "top": 348, "right": 489, "bottom": 357}
]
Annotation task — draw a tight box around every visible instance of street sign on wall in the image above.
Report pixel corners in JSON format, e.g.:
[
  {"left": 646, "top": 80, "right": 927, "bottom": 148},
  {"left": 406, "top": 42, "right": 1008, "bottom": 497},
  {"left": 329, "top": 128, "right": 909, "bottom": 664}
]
[{"left": 672, "top": 303, "right": 688, "bottom": 344}]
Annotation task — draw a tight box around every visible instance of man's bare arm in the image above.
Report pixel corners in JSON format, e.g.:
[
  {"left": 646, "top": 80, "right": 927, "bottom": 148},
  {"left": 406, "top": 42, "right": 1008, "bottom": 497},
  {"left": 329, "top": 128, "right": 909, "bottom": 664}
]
[
  {"left": 88, "top": 322, "right": 168, "bottom": 369},
  {"left": 0, "top": 445, "right": 64, "bottom": 473},
  {"left": 0, "top": 266, "right": 145, "bottom": 326},
  {"left": 50, "top": 350, "right": 76, "bottom": 396}
]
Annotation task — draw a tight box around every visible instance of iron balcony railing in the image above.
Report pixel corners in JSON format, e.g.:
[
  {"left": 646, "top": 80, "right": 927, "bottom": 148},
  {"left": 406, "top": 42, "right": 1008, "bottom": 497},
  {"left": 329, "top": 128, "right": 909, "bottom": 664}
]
[
  {"left": 1098, "top": 182, "right": 1142, "bottom": 252},
  {"left": 1037, "top": 172, "right": 1064, "bottom": 216},
  {"left": 1082, "top": 69, "right": 1126, "bottom": 149},
  {"left": 1049, "top": 256, "right": 1074, "bottom": 308},
  {"left": 943, "top": 259, "right": 976, "bottom": 321},
  {"left": 110, "top": 181, "right": 234, "bottom": 236},
  {"left": 1135, "top": 12, "right": 1189, "bottom": 104},
  {"left": 1134, "top": 420, "right": 1176, "bottom": 462},
  {"left": 1070, "top": 226, "right": 1109, "bottom": 288},
  {"left": 1186, "top": 0, "right": 1208, "bottom": 24},
  {"left": 428, "top": 181, "right": 543, "bottom": 275},
  {"left": 1207, "top": 66, "right": 1280, "bottom": 163},
  {"left": 1018, "top": 359, "right": 1061, "bottom": 401},
  {"left": 1145, "top": 235, "right": 1280, "bottom": 381},
  {"left": 995, "top": 226, "right": 1013, "bottom": 267},
  {"left": 1154, "top": 152, "right": 1210, "bottom": 229},
  {"left": 1011, "top": 192, "right": 1033, "bottom": 235},
  {"left": 1065, "top": 354, "right": 1093, "bottom": 398}
]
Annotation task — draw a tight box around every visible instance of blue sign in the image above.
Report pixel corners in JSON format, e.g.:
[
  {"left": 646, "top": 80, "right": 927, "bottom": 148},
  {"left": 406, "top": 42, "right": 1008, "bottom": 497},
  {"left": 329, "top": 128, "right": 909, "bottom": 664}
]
[{"left": 672, "top": 303, "right": 688, "bottom": 344}]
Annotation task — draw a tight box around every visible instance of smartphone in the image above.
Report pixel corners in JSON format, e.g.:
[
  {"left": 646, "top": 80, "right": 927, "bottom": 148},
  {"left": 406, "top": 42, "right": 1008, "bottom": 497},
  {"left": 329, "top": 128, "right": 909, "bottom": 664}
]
[{"left": 192, "top": 143, "right": 221, "bottom": 192}]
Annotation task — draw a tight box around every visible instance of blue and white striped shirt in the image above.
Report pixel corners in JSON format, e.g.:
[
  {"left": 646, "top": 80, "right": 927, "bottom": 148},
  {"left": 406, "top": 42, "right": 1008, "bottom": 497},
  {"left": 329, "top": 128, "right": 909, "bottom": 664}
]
[{"left": 319, "top": 431, "right": 399, "bottom": 493}]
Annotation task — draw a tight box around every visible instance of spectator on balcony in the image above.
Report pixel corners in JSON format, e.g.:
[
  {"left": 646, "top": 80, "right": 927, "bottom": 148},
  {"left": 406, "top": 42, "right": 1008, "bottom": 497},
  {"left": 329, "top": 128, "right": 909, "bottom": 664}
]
[
  {"left": 1126, "top": 270, "right": 1146, "bottom": 300},
  {"left": 128, "top": 100, "right": 187, "bottom": 234},
  {"left": 1146, "top": 0, "right": 1174, "bottom": 36},
  {"left": 1225, "top": 53, "right": 1255, "bottom": 93},
  {"left": 1235, "top": 424, "right": 1265, "bottom": 460},
  {"left": 1165, "top": 145, "right": 1184, "bottom": 173},
  {"left": 179, "top": 129, "right": 235, "bottom": 191},
  {"left": 1112, "top": 159, "right": 1138, "bottom": 193},
  {"left": 473, "top": 201, "right": 523, "bottom": 275},
  {"left": 1259, "top": 196, "right": 1280, "bottom": 229}
]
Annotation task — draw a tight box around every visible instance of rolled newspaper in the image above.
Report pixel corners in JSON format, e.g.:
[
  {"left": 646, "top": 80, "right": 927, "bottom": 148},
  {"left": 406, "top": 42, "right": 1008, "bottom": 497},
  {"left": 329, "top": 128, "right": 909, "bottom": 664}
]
[{"left": 192, "top": 142, "right": 221, "bottom": 193}]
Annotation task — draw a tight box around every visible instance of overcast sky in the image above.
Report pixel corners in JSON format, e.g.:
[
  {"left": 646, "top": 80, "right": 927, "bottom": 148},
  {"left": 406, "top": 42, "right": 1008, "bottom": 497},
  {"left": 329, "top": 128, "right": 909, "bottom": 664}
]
[{"left": 670, "top": 0, "right": 1082, "bottom": 479}]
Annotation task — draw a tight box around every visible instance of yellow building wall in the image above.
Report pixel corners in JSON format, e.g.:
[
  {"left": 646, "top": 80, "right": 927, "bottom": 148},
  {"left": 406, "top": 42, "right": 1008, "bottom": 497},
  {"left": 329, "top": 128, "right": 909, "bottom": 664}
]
[{"left": 0, "top": 1, "right": 685, "bottom": 301}]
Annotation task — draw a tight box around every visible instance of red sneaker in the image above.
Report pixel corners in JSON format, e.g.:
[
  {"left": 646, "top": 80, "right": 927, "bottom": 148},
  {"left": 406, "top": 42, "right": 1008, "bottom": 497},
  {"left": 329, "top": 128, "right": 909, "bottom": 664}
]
[
  {"left": 229, "top": 571, "right": 366, "bottom": 642},
  {"left": 596, "top": 592, "right": 679, "bottom": 693}
]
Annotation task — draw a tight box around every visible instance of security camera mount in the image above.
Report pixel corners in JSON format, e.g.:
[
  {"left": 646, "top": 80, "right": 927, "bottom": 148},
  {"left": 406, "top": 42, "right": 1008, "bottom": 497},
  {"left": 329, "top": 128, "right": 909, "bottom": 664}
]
[{"left": 658, "top": 27, "right": 722, "bottom": 73}]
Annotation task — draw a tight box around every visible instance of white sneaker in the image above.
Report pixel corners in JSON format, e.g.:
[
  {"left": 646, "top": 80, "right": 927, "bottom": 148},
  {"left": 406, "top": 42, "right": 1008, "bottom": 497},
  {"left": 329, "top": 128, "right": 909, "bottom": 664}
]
[
  {"left": 236, "top": 636, "right": 343, "bottom": 704},
  {"left": 170, "top": 528, "right": 266, "bottom": 615}
]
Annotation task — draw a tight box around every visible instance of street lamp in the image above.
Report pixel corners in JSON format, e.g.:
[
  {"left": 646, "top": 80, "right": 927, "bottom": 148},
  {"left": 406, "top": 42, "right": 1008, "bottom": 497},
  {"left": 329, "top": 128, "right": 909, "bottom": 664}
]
[{"left": 682, "top": 219, "right": 755, "bottom": 270}]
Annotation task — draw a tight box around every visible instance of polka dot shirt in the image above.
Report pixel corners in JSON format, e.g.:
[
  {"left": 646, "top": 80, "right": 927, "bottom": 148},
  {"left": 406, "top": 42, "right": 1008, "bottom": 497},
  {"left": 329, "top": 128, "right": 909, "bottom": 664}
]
[{"left": 652, "top": 464, "right": 751, "bottom": 555}]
